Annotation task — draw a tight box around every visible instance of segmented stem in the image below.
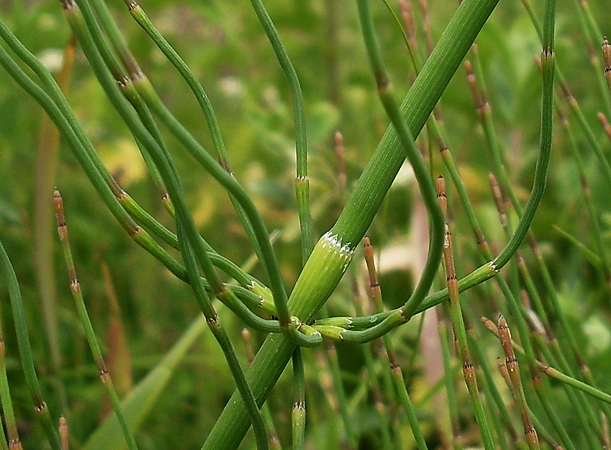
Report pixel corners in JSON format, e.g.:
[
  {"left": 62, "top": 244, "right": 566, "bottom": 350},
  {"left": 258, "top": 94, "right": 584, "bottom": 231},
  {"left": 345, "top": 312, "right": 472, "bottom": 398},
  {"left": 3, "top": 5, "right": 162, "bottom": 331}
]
[
  {"left": 54, "top": 190, "right": 138, "bottom": 450},
  {"left": 0, "top": 241, "right": 61, "bottom": 449},
  {"left": 437, "top": 177, "right": 495, "bottom": 449}
]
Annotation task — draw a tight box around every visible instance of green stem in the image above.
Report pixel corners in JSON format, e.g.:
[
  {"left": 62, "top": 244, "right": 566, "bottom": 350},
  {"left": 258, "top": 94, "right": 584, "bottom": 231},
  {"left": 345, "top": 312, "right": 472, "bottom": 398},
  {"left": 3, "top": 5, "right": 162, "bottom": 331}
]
[
  {"left": 54, "top": 190, "right": 138, "bottom": 450},
  {"left": 59, "top": 0, "right": 319, "bottom": 345},
  {"left": 203, "top": 0, "right": 502, "bottom": 446},
  {"left": 291, "top": 349, "right": 306, "bottom": 450},
  {"left": 177, "top": 223, "right": 269, "bottom": 450},
  {"left": 119, "top": 0, "right": 263, "bottom": 258},
  {"left": 355, "top": 0, "right": 444, "bottom": 320},
  {"left": 0, "top": 240, "right": 61, "bottom": 449},
  {"left": 247, "top": 0, "right": 314, "bottom": 262},
  {"left": 0, "top": 317, "right": 20, "bottom": 447}
]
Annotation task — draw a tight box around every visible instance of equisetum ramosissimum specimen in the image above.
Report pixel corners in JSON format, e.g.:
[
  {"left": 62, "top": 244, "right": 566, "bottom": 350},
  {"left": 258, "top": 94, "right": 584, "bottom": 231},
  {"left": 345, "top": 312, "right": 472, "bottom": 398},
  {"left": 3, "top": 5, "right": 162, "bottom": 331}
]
[{"left": 1, "top": 0, "right": 611, "bottom": 448}]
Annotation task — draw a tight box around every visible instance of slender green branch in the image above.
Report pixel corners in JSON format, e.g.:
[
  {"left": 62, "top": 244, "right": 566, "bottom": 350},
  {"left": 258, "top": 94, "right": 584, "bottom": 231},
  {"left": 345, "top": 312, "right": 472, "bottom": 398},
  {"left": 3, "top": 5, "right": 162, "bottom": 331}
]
[
  {"left": 291, "top": 349, "right": 306, "bottom": 450},
  {"left": 248, "top": 0, "right": 314, "bottom": 262},
  {"left": 0, "top": 315, "right": 20, "bottom": 448},
  {"left": 0, "top": 241, "right": 61, "bottom": 449},
  {"left": 355, "top": 0, "right": 444, "bottom": 319},
  {"left": 363, "top": 238, "right": 428, "bottom": 450},
  {"left": 177, "top": 222, "right": 269, "bottom": 450},
  {"left": 497, "top": 316, "right": 539, "bottom": 449},
  {"left": 54, "top": 190, "right": 138, "bottom": 450},
  {"left": 482, "top": 318, "right": 611, "bottom": 405},
  {"left": 437, "top": 177, "right": 495, "bottom": 449}
]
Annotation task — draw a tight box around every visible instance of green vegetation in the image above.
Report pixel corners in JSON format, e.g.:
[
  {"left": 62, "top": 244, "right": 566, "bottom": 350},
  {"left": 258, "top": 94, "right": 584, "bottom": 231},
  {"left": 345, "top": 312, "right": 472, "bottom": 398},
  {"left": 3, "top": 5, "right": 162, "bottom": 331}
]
[{"left": 0, "top": 0, "right": 610, "bottom": 448}]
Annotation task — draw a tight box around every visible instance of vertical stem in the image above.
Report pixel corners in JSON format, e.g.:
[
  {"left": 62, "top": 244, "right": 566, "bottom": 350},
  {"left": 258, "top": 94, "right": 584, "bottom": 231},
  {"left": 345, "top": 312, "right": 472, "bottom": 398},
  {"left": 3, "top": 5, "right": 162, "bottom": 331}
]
[
  {"left": 291, "top": 349, "right": 306, "bottom": 450},
  {"left": 54, "top": 190, "right": 139, "bottom": 450},
  {"left": 437, "top": 176, "right": 495, "bottom": 449},
  {"left": 248, "top": 0, "right": 313, "bottom": 262},
  {"left": 355, "top": 0, "right": 444, "bottom": 320},
  {"left": 604, "top": 37, "right": 611, "bottom": 93},
  {"left": 363, "top": 237, "right": 428, "bottom": 449},
  {"left": 33, "top": 37, "right": 75, "bottom": 413},
  {"left": 59, "top": 416, "right": 69, "bottom": 450},
  {"left": 0, "top": 241, "right": 61, "bottom": 450},
  {"left": 0, "top": 324, "right": 21, "bottom": 448},
  {"left": 497, "top": 316, "right": 539, "bottom": 450}
]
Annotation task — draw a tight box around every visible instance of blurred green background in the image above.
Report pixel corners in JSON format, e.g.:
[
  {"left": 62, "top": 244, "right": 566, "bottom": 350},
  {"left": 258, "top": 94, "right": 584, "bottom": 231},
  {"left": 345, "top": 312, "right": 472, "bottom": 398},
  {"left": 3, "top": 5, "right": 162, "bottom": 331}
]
[{"left": 0, "top": 0, "right": 610, "bottom": 448}]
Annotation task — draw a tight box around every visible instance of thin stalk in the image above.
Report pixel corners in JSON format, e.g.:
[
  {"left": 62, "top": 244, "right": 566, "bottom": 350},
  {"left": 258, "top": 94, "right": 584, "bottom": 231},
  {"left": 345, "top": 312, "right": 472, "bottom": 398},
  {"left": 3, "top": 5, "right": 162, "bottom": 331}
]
[
  {"left": 437, "top": 176, "right": 495, "bottom": 449},
  {"left": 33, "top": 36, "right": 75, "bottom": 413},
  {"left": 247, "top": 0, "right": 314, "bottom": 262},
  {"left": 54, "top": 190, "right": 138, "bottom": 450},
  {"left": 557, "top": 76, "right": 611, "bottom": 188},
  {"left": 0, "top": 321, "right": 21, "bottom": 449},
  {"left": 604, "top": 38, "right": 611, "bottom": 93},
  {"left": 569, "top": 0, "right": 611, "bottom": 116},
  {"left": 488, "top": 172, "right": 521, "bottom": 295},
  {"left": 177, "top": 223, "right": 269, "bottom": 450},
  {"left": 353, "top": 300, "right": 394, "bottom": 450},
  {"left": 291, "top": 349, "right": 306, "bottom": 450},
  {"left": 121, "top": 0, "right": 227, "bottom": 169},
  {"left": 438, "top": 307, "right": 464, "bottom": 450},
  {"left": 363, "top": 237, "right": 427, "bottom": 450},
  {"left": 83, "top": 0, "right": 172, "bottom": 203},
  {"left": 482, "top": 318, "right": 611, "bottom": 404},
  {"left": 463, "top": 308, "right": 514, "bottom": 450},
  {"left": 0, "top": 240, "right": 61, "bottom": 449},
  {"left": 349, "top": 244, "right": 393, "bottom": 450},
  {"left": 465, "top": 53, "right": 521, "bottom": 214},
  {"left": 59, "top": 417, "right": 69, "bottom": 450},
  {"left": 497, "top": 315, "right": 539, "bottom": 450},
  {"left": 356, "top": 0, "right": 444, "bottom": 320},
  {"left": 495, "top": 359, "right": 558, "bottom": 449}
]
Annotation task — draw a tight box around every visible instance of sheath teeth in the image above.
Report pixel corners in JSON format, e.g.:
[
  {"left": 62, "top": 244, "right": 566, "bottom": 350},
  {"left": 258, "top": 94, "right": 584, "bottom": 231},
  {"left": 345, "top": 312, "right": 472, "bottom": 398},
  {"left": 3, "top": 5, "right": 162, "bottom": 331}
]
[{"left": 320, "top": 231, "right": 354, "bottom": 271}]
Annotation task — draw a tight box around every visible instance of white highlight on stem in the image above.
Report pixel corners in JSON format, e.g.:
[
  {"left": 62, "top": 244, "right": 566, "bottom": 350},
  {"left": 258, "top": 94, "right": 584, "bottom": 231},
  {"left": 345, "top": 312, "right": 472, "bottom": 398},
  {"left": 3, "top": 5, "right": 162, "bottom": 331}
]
[{"left": 320, "top": 231, "right": 354, "bottom": 271}]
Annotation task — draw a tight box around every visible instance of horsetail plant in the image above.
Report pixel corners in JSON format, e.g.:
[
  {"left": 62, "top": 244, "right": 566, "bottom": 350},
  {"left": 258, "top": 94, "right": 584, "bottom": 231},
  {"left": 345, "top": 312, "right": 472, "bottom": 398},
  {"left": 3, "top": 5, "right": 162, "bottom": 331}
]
[{"left": 2, "top": 0, "right": 611, "bottom": 447}]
